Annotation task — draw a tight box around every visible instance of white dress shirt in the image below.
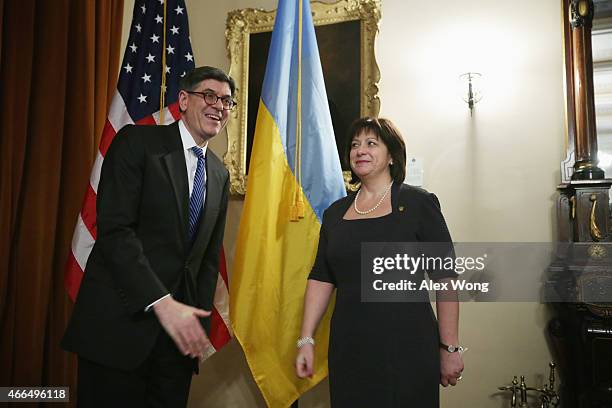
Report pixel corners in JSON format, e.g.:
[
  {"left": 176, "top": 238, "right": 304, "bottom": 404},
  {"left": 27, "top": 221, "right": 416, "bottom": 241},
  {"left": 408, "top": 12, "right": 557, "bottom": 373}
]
[{"left": 179, "top": 119, "right": 208, "bottom": 200}]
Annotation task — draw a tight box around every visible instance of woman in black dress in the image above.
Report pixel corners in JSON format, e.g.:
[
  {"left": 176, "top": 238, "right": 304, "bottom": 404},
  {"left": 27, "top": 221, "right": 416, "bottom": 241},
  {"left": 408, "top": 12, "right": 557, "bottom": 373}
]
[{"left": 295, "top": 117, "right": 464, "bottom": 407}]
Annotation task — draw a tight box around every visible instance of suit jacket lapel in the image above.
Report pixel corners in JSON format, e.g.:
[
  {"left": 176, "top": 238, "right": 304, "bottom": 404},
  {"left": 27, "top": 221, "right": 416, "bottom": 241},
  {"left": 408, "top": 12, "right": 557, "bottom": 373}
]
[{"left": 161, "top": 122, "right": 189, "bottom": 247}]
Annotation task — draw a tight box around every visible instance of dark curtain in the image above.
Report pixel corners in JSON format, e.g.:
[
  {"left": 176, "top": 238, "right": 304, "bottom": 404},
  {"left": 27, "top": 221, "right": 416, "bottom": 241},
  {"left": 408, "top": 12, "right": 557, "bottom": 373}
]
[{"left": 0, "top": 0, "right": 124, "bottom": 406}]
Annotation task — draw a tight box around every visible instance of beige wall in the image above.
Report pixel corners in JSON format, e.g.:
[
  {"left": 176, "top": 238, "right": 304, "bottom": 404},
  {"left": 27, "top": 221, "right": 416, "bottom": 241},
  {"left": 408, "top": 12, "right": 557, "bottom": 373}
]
[{"left": 121, "top": 0, "right": 566, "bottom": 406}]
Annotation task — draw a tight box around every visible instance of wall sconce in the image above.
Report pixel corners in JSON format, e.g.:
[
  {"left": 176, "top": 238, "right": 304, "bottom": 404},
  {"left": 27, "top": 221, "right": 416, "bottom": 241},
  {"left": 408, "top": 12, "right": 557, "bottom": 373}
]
[{"left": 460, "top": 72, "right": 483, "bottom": 116}]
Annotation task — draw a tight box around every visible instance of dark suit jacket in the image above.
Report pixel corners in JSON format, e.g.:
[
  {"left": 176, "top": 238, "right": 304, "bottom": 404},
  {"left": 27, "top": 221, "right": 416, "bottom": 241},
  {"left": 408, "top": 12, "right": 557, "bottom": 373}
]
[{"left": 62, "top": 121, "right": 229, "bottom": 371}]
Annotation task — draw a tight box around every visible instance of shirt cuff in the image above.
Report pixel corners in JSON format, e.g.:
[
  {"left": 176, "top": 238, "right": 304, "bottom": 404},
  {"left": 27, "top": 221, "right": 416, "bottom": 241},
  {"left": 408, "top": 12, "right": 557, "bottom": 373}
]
[{"left": 144, "top": 293, "right": 171, "bottom": 312}]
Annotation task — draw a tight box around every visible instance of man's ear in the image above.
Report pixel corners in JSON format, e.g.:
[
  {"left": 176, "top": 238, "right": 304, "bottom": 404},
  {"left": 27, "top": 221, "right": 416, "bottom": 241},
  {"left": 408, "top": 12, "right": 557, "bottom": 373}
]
[{"left": 178, "top": 90, "right": 188, "bottom": 112}]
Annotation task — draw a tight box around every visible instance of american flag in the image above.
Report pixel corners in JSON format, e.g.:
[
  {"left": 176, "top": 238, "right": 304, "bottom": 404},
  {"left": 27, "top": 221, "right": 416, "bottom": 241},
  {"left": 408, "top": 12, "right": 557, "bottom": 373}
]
[{"left": 64, "top": 0, "right": 232, "bottom": 358}]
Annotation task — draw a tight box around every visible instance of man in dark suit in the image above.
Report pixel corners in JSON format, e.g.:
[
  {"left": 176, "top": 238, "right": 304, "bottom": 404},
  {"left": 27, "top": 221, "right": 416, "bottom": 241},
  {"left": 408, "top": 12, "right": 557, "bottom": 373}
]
[{"left": 62, "top": 66, "right": 234, "bottom": 407}]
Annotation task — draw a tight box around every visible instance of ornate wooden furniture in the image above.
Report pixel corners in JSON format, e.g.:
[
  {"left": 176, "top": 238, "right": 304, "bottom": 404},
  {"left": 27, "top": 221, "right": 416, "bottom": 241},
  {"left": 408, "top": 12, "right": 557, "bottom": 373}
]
[{"left": 547, "top": 1, "right": 612, "bottom": 406}]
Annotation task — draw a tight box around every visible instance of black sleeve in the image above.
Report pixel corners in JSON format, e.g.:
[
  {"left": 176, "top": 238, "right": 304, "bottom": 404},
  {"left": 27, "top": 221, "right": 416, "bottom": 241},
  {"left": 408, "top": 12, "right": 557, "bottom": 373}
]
[
  {"left": 308, "top": 209, "right": 337, "bottom": 286},
  {"left": 418, "top": 193, "right": 457, "bottom": 280},
  {"left": 96, "top": 126, "right": 168, "bottom": 314}
]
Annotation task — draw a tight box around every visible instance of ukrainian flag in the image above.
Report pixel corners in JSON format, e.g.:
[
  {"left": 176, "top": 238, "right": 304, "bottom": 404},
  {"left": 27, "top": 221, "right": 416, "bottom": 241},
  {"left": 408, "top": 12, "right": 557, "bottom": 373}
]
[{"left": 230, "top": 0, "right": 346, "bottom": 406}]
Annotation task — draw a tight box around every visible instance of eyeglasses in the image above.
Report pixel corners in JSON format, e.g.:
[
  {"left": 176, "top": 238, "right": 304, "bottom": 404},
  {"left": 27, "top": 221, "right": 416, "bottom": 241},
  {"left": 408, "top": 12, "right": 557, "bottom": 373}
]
[{"left": 186, "top": 91, "right": 236, "bottom": 111}]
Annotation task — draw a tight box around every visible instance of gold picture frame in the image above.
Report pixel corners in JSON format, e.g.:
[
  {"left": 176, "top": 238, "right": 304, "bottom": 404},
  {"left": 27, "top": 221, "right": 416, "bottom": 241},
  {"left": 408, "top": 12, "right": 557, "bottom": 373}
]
[{"left": 224, "top": 0, "right": 381, "bottom": 195}]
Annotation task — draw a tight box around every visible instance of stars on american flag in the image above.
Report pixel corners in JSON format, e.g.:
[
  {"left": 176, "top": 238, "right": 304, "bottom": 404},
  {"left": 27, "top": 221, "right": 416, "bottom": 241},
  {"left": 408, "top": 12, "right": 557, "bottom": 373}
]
[{"left": 118, "top": 0, "right": 195, "bottom": 120}]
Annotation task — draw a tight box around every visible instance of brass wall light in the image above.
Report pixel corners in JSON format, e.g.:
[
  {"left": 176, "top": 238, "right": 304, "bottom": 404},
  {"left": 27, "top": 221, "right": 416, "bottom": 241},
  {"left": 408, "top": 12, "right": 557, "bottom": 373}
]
[{"left": 460, "top": 72, "right": 483, "bottom": 116}]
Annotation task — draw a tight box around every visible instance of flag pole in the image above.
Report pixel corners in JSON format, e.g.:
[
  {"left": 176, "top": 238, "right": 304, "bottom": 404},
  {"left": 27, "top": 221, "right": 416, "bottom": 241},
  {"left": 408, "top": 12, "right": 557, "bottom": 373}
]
[
  {"left": 290, "top": 0, "right": 304, "bottom": 221},
  {"left": 159, "top": 0, "right": 168, "bottom": 124},
  {"left": 293, "top": 2, "right": 305, "bottom": 404}
]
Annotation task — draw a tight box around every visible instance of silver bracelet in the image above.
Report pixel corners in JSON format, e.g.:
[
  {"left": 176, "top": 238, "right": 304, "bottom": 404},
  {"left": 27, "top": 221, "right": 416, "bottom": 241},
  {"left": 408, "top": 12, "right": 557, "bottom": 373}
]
[{"left": 296, "top": 336, "right": 315, "bottom": 348}]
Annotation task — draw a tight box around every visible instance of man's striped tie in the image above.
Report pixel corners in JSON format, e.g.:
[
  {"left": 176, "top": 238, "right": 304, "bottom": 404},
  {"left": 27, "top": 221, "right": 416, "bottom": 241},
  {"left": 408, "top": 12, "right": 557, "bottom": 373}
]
[{"left": 188, "top": 146, "right": 206, "bottom": 243}]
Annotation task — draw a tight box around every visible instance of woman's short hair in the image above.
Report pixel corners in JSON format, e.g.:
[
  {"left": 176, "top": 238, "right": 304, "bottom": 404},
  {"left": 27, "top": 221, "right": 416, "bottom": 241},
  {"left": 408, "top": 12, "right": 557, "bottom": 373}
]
[{"left": 344, "top": 117, "right": 407, "bottom": 183}]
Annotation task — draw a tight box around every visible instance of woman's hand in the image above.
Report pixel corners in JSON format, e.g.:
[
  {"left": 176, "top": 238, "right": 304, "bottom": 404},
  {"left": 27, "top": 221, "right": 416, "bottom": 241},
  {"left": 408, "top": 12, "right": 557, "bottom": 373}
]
[
  {"left": 440, "top": 350, "right": 464, "bottom": 387},
  {"left": 295, "top": 344, "right": 314, "bottom": 378}
]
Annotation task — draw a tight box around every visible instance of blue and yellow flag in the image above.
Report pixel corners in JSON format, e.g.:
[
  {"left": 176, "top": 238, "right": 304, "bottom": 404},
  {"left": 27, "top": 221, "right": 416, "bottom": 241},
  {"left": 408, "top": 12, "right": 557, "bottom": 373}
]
[{"left": 230, "top": 0, "right": 346, "bottom": 406}]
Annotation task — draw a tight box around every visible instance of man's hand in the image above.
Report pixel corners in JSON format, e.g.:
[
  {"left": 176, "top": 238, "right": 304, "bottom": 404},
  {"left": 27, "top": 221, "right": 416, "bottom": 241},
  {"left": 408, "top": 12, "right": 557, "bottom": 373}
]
[
  {"left": 153, "top": 296, "right": 212, "bottom": 360},
  {"left": 440, "top": 350, "right": 464, "bottom": 387},
  {"left": 295, "top": 344, "right": 314, "bottom": 379}
]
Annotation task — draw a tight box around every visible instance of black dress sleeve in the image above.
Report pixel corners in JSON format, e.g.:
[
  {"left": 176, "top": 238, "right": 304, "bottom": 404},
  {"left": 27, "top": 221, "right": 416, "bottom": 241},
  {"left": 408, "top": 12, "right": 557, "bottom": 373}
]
[
  {"left": 418, "top": 193, "right": 457, "bottom": 281},
  {"left": 308, "top": 209, "right": 337, "bottom": 286}
]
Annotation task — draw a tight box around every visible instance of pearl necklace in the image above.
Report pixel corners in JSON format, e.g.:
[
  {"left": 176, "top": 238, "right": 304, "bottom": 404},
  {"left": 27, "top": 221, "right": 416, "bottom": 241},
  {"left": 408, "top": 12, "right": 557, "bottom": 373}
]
[{"left": 353, "top": 181, "right": 394, "bottom": 215}]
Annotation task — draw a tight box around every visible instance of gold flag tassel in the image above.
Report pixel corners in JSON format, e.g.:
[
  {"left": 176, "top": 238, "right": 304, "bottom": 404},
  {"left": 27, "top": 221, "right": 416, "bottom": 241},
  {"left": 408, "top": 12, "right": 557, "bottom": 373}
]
[
  {"left": 159, "top": 0, "right": 168, "bottom": 124},
  {"left": 290, "top": 0, "right": 304, "bottom": 221}
]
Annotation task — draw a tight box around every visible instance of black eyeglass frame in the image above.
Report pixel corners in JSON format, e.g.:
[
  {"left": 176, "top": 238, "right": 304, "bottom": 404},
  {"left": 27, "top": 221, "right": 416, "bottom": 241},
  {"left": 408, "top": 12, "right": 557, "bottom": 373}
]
[{"left": 185, "top": 91, "right": 237, "bottom": 111}]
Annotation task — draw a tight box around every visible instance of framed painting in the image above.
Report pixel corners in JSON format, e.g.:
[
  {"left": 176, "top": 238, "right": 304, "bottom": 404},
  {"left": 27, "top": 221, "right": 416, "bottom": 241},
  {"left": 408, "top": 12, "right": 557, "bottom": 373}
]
[{"left": 224, "top": 0, "right": 381, "bottom": 194}]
